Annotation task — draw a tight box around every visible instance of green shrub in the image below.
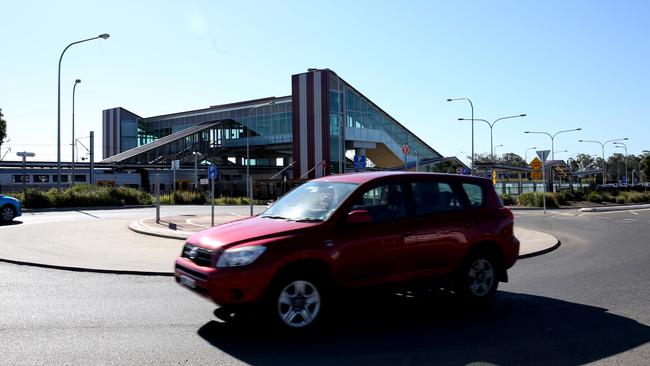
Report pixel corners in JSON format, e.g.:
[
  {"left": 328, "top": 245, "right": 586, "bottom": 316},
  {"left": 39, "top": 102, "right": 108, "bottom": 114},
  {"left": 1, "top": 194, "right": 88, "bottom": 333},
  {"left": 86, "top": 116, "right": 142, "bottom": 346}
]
[
  {"left": 22, "top": 188, "right": 51, "bottom": 208},
  {"left": 588, "top": 192, "right": 601, "bottom": 203},
  {"left": 517, "top": 192, "right": 558, "bottom": 208},
  {"left": 499, "top": 193, "right": 515, "bottom": 206},
  {"left": 172, "top": 191, "right": 207, "bottom": 205},
  {"left": 111, "top": 186, "right": 152, "bottom": 205},
  {"left": 556, "top": 190, "right": 575, "bottom": 205}
]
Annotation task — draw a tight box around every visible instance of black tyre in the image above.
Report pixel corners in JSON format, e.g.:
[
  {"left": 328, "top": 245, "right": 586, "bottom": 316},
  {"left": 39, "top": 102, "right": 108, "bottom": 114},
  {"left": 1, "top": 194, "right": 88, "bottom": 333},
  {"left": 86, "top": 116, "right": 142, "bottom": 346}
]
[
  {"left": 1, "top": 205, "right": 16, "bottom": 223},
  {"left": 267, "top": 272, "right": 329, "bottom": 330},
  {"left": 454, "top": 251, "right": 499, "bottom": 305}
]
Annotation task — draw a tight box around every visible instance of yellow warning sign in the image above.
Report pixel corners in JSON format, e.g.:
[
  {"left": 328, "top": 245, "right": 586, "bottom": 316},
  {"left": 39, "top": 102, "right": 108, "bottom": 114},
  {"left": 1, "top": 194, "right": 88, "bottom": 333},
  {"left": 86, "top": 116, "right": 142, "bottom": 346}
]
[
  {"left": 530, "top": 171, "right": 543, "bottom": 180},
  {"left": 529, "top": 157, "right": 543, "bottom": 171},
  {"left": 492, "top": 170, "right": 497, "bottom": 185}
]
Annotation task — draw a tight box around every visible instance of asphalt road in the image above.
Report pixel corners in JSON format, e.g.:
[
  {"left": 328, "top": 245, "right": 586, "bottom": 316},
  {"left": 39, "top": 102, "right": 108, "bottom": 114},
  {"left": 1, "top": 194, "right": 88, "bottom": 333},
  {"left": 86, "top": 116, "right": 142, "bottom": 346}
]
[{"left": 1, "top": 207, "right": 649, "bottom": 365}]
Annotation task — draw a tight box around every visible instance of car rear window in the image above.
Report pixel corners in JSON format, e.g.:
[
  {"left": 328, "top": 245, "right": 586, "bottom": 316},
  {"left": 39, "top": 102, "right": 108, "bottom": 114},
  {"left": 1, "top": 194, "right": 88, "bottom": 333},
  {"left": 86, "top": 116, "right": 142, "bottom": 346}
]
[
  {"left": 461, "top": 183, "right": 484, "bottom": 208},
  {"left": 411, "top": 181, "right": 463, "bottom": 216}
]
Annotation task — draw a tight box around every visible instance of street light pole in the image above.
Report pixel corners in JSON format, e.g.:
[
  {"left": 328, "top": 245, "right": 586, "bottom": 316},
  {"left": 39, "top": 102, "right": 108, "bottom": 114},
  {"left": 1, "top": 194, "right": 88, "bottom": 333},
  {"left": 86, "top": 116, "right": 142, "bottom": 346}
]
[
  {"left": 525, "top": 128, "right": 582, "bottom": 192},
  {"left": 524, "top": 146, "right": 537, "bottom": 163},
  {"left": 193, "top": 151, "right": 199, "bottom": 192},
  {"left": 57, "top": 33, "right": 109, "bottom": 190},
  {"left": 578, "top": 138, "right": 628, "bottom": 185},
  {"left": 493, "top": 144, "right": 504, "bottom": 158},
  {"left": 447, "top": 98, "right": 474, "bottom": 174},
  {"left": 71, "top": 79, "right": 81, "bottom": 185},
  {"left": 459, "top": 114, "right": 526, "bottom": 159},
  {"left": 614, "top": 142, "right": 628, "bottom": 185},
  {"left": 246, "top": 98, "right": 276, "bottom": 216}
]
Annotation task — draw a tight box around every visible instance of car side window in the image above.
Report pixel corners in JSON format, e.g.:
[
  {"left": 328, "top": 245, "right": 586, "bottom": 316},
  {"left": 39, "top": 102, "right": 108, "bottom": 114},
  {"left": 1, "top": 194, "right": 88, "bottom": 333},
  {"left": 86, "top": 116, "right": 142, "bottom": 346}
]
[
  {"left": 461, "top": 183, "right": 484, "bottom": 208},
  {"left": 350, "top": 183, "right": 406, "bottom": 222},
  {"left": 411, "top": 181, "right": 463, "bottom": 216}
]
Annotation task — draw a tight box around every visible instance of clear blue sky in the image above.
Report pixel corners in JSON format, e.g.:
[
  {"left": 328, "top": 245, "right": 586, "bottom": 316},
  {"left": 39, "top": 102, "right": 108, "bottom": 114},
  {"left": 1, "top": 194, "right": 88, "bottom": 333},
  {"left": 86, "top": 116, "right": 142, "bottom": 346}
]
[{"left": 1, "top": 0, "right": 648, "bottom": 164}]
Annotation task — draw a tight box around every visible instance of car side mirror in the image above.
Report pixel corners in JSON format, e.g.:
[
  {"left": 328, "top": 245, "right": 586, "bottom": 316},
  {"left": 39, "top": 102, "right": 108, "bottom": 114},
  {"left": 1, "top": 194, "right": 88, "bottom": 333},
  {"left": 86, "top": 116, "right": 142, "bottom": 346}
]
[{"left": 347, "top": 210, "right": 372, "bottom": 224}]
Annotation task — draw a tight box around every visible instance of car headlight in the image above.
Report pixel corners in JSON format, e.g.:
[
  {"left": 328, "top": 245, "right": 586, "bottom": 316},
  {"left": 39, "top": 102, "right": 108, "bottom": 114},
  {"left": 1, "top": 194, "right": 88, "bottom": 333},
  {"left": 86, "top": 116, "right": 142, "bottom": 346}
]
[{"left": 216, "top": 246, "right": 266, "bottom": 268}]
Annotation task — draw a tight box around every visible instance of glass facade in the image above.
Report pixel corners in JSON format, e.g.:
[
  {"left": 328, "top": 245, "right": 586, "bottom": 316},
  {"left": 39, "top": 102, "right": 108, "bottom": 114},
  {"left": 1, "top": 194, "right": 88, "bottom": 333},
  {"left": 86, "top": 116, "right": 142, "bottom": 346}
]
[
  {"left": 113, "top": 100, "right": 293, "bottom": 166},
  {"left": 119, "top": 109, "right": 141, "bottom": 151},
  {"left": 342, "top": 85, "right": 440, "bottom": 164},
  {"left": 328, "top": 73, "right": 344, "bottom": 174}
]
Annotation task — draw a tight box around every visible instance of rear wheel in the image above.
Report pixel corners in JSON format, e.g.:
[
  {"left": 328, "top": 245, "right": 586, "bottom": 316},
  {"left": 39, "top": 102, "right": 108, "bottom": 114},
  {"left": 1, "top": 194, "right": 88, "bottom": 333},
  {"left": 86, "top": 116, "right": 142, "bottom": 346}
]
[
  {"left": 1, "top": 205, "right": 16, "bottom": 223},
  {"left": 454, "top": 251, "right": 499, "bottom": 304}
]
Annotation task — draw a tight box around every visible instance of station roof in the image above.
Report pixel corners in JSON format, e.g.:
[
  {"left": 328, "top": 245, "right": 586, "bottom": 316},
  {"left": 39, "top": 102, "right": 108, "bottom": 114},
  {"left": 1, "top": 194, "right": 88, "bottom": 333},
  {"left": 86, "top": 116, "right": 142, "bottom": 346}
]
[{"left": 101, "top": 120, "right": 222, "bottom": 163}]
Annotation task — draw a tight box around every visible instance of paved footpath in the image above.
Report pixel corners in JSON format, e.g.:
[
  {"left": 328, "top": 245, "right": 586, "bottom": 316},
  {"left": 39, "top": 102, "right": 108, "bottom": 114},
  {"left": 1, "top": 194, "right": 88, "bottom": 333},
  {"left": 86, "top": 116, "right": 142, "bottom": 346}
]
[{"left": 1, "top": 211, "right": 560, "bottom": 275}]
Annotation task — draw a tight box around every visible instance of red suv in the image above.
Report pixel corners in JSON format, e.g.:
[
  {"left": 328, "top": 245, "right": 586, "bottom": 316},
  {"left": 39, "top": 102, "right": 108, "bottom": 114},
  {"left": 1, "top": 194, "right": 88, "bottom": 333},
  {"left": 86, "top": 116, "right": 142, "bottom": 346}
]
[{"left": 175, "top": 172, "right": 519, "bottom": 329}]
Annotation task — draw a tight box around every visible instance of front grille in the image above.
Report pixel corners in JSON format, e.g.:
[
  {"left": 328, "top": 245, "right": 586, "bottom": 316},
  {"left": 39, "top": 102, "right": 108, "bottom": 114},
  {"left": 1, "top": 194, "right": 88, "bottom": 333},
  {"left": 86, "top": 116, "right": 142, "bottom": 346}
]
[
  {"left": 181, "top": 243, "right": 215, "bottom": 267},
  {"left": 175, "top": 263, "right": 208, "bottom": 281}
]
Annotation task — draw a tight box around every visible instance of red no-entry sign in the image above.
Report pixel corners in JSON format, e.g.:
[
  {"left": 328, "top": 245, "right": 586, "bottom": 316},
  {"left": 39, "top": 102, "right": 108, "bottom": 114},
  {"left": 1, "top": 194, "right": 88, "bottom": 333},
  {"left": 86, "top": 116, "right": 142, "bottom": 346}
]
[{"left": 401, "top": 145, "right": 410, "bottom": 155}]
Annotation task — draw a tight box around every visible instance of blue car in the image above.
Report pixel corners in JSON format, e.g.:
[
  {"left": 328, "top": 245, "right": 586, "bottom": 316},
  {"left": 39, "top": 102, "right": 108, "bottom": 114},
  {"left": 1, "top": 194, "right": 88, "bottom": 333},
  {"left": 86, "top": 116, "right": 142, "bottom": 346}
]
[{"left": 0, "top": 194, "right": 22, "bottom": 223}]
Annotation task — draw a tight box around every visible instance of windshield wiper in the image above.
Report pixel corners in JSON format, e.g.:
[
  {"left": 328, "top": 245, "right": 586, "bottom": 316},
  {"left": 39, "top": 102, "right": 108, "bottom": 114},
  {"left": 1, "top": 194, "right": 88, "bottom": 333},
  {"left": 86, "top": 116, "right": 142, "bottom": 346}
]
[
  {"left": 261, "top": 215, "right": 290, "bottom": 220},
  {"left": 294, "top": 217, "right": 324, "bottom": 222}
]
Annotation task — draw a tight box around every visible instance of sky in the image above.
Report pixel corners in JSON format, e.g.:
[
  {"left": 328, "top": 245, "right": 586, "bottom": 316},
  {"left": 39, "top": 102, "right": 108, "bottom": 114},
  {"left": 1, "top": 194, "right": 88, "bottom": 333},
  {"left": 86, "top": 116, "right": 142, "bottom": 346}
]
[{"left": 1, "top": 0, "right": 649, "bottom": 165}]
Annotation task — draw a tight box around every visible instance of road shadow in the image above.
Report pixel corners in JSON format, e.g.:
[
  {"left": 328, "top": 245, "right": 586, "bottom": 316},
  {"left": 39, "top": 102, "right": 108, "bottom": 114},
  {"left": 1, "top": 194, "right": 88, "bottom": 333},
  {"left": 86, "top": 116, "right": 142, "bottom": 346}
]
[
  {"left": 198, "top": 290, "right": 650, "bottom": 365},
  {"left": 0, "top": 220, "right": 22, "bottom": 226}
]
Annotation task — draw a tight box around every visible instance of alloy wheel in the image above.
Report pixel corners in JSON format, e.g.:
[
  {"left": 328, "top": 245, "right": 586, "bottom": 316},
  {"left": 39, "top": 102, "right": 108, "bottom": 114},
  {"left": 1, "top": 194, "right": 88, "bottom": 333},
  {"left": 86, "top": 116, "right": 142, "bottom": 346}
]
[
  {"left": 276, "top": 280, "right": 321, "bottom": 328},
  {"left": 467, "top": 258, "right": 495, "bottom": 297},
  {"left": 1, "top": 207, "right": 14, "bottom": 222}
]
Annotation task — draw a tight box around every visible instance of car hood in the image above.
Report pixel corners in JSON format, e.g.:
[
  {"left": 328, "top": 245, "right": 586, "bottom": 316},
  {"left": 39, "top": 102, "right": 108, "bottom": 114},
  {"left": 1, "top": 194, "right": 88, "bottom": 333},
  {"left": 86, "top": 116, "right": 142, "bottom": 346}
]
[{"left": 187, "top": 216, "right": 320, "bottom": 250}]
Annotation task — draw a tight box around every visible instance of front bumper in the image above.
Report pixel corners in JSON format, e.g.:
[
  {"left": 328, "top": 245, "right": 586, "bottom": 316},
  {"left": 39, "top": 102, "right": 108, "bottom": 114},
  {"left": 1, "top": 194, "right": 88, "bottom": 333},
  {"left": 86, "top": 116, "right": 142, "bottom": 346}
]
[{"left": 174, "top": 257, "right": 272, "bottom": 306}]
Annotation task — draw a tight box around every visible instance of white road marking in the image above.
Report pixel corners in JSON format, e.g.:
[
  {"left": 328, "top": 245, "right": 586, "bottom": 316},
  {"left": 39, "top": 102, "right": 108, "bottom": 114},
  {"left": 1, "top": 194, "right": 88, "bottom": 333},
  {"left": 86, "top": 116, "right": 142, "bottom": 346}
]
[
  {"left": 230, "top": 212, "right": 246, "bottom": 217},
  {"left": 630, "top": 211, "right": 639, "bottom": 215},
  {"left": 186, "top": 219, "right": 209, "bottom": 228}
]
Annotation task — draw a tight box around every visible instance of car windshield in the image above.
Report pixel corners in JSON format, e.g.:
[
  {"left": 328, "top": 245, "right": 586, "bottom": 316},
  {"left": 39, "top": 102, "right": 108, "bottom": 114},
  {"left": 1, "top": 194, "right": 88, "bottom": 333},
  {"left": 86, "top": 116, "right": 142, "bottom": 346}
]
[{"left": 261, "top": 181, "right": 358, "bottom": 222}]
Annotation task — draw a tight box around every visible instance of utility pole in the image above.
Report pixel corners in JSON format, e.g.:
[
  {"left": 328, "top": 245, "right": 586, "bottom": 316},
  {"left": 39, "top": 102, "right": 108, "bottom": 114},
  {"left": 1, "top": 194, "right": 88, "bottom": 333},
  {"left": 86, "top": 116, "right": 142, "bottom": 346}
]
[
  {"left": 89, "top": 131, "right": 95, "bottom": 185},
  {"left": 16, "top": 151, "right": 35, "bottom": 191}
]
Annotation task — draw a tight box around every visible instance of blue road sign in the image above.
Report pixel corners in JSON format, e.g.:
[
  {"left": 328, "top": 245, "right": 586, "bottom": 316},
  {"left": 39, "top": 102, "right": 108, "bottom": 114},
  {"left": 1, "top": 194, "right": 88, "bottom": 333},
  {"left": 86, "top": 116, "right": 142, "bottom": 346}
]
[
  {"left": 354, "top": 155, "right": 366, "bottom": 170},
  {"left": 462, "top": 168, "right": 470, "bottom": 175},
  {"left": 208, "top": 165, "right": 217, "bottom": 179}
]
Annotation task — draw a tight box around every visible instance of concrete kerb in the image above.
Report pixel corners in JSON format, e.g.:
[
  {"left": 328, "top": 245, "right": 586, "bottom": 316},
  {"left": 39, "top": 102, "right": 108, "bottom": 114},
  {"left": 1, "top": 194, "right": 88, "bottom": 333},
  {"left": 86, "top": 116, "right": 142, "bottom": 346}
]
[
  {"left": 22, "top": 205, "right": 155, "bottom": 213},
  {"left": 0, "top": 257, "right": 173, "bottom": 277},
  {"left": 579, "top": 204, "right": 650, "bottom": 213},
  {"left": 128, "top": 219, "right": 193, "bottom": 240}
]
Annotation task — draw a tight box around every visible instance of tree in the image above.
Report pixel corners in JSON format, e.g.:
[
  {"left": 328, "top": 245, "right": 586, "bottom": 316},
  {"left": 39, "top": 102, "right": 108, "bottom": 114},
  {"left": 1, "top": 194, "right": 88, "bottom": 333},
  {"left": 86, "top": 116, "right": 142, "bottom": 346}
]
[
  {"left": 0, "top": 108, "right": 7, "bottom": 151},
  {"left": 499, "top": 153, "right": 526, "bottom": 167},
  {"left": 641, "top": 151, "right": 650, "bottom": 182},
  {"left": 606, "top": 153, "right": 626, "bottom": 183},
  {"left": 568, "top": 153, "right": 596, "bottom": 171}
]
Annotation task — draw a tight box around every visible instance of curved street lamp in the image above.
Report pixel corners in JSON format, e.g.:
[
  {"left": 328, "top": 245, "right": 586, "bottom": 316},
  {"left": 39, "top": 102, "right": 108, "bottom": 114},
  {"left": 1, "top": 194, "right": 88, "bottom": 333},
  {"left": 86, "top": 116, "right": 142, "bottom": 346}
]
[
  {"left": 493, "top": 144, "right": 504, "bottom": 157},
  {"left": 614, "top": 142, "right": 628, "bottom": 185},
  {"left": 246, "top": 98, "right": 276, "bottom": 216},
  {"left": 524, "top": 146, "right": 537, "bottom": 163},
  {"left": 71, "top": 79, "right": 81, "bottom": 185},
  {"left": 525, "top": 128, "right": 582, "bottom": 192},
  {"left": 459, "top": 114, "right": 526, "bottom": 159},
  {"left": 578, "top": 137, "right": 628, "bottom": 184},
  {"left": 57, "top": 34, "right": 109, "bottom": 190},
  {"left": 447, "top": 98, "right": 474, "bottom": 174}
]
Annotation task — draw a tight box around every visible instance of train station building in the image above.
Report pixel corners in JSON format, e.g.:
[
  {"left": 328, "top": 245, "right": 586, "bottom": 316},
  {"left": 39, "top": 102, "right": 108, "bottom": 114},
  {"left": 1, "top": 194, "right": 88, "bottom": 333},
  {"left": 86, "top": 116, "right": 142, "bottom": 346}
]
[
  {"left": 1, "top": 68, "right": 468, "bottom": 194},
  {"left": 101, "top": 69, "right": 465, "bottom": 180}
]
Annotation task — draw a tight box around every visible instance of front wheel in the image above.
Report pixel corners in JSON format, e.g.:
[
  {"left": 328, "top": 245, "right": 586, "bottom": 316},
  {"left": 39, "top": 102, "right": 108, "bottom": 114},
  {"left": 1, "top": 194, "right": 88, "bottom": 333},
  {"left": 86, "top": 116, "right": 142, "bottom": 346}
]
[
  {"left": 1, "top": 205, "right": 16, "bottom": 223},
  {"left": 454, "top": 252, "right": 499, "bottom": 305},
  {"left": 269, "top": 275, "right": 327, "bottom": 330}
]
